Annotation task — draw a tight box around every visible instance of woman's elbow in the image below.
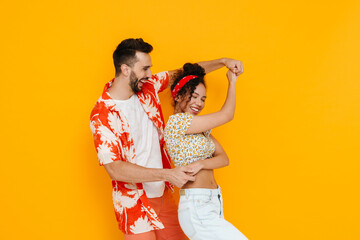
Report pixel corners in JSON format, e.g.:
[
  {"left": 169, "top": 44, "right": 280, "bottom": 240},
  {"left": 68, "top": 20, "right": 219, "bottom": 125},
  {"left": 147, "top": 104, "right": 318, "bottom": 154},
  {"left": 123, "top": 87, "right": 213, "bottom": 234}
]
[
  {"left": 223, "top": 156, "right": 230, "bottom": 167},
  {"left": 219, "top": 108, "right": 235, "bottom": 124},
  {"left": 223, "top": 111, "right": 234, "bottom": 123}
]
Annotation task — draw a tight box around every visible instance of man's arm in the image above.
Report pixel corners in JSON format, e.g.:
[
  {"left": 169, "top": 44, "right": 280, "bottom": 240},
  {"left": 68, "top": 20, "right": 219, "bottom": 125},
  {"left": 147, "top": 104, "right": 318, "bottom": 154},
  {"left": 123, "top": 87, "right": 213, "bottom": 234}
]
[
  {"left": 168, "top": 58, "right": 243, "bottom": 85},
  {"left": 103, "top": 160, "right": 195, "bottom": 188},
  {"left": 198, "top": 58, "right": 243, "bottom": 75}
]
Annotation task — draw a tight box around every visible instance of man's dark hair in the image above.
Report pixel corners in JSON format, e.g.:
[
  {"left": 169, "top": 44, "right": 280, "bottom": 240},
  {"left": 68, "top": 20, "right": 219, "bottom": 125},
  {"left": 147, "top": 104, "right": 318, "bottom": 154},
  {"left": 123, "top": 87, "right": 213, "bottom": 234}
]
[
  {"left": 113, "top": 38, "right": 153, "bottom": 76},
  {"left": 171, "top": 63, "right": 206, "bottom": 106}
]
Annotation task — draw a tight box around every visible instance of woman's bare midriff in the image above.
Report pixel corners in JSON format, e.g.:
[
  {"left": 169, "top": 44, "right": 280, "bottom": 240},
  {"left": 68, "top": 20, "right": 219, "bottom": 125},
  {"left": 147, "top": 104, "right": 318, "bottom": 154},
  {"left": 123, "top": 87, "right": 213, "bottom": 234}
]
[{"left": 182, "top": 169, "right": 218, "bottom": 189}]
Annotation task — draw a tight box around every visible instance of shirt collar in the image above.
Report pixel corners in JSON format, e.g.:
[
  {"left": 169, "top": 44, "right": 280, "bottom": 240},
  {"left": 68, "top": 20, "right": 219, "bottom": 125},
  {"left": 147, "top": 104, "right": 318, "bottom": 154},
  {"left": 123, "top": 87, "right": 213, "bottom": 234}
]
[{"left": 99, "top": 79, "right": 117, "bottom": 110}]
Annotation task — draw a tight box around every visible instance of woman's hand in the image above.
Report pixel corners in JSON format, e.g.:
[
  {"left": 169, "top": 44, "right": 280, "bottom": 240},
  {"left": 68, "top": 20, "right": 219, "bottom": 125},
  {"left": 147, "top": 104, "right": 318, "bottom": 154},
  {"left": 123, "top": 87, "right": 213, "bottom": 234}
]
[
  {"left": 226, "top": 70, "right": 240, "bottom": 84},
  {"left": 184, "top": 161, "right": 204, "bottom": 176}
]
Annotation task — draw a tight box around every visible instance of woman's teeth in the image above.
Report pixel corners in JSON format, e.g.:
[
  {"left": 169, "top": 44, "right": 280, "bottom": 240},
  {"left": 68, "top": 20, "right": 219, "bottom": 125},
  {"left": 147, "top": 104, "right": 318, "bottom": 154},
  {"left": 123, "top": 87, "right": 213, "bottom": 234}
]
[{"left": 190, "top": 107, "right": 199, "bottom": 112}]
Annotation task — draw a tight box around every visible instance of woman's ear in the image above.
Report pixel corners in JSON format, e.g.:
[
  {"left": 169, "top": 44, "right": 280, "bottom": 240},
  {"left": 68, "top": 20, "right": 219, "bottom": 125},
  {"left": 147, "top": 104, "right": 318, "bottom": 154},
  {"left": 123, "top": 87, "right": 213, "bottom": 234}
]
[{"left": 174, "top": 95, "right": 182, "bottom": 103}]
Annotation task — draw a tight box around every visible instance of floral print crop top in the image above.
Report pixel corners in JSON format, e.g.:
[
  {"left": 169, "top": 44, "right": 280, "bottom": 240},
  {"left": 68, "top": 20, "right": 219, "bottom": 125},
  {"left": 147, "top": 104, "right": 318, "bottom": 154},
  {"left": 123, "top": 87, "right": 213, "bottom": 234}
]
[{"left": 164, "top": 112, "right": 216, "bottom": 167}]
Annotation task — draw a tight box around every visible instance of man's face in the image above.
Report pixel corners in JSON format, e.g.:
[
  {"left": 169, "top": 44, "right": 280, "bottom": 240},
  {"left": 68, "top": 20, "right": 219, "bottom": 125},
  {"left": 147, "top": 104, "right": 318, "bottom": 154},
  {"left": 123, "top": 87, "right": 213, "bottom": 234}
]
[{"left": 129, "top": 51, "right": 152, "bottom": 93}]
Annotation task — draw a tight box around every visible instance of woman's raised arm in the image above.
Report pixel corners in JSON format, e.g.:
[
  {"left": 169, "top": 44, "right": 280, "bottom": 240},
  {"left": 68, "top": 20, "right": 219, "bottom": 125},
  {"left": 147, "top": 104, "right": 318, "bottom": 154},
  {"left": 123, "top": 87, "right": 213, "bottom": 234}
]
[{"left": 186, "top": 69, "right": 243, "bottom": 134}]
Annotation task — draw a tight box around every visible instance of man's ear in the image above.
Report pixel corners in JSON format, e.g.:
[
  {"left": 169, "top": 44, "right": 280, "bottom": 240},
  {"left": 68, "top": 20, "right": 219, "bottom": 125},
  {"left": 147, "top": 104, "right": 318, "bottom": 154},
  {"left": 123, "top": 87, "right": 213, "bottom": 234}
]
[{"left": 120, "top": 64, "right": 130, "bottom": 77}]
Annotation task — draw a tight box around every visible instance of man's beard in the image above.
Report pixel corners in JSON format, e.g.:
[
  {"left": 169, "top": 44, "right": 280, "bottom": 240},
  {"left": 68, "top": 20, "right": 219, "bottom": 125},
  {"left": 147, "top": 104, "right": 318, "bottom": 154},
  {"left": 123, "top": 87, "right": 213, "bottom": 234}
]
[{"left": 129, "top": 71, "right": 142, "bottom": 93}]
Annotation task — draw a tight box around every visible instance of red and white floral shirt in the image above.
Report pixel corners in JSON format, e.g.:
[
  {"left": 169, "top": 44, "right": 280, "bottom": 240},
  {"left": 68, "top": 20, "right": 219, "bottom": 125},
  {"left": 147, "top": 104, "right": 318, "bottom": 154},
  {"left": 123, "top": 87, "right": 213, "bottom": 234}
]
[{"left": 90, "top": 72, "right": 173, "bottom": 234}]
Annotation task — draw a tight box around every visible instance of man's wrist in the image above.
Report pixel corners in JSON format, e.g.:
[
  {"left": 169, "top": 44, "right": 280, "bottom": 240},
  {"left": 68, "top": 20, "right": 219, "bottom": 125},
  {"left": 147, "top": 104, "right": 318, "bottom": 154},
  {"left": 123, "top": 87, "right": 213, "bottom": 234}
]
[
  {"left": 159, "top": 168, "right": 171, "bottom": 182},
  {"left": 220, "top": 58, "right": 227, "bottom": 66}
]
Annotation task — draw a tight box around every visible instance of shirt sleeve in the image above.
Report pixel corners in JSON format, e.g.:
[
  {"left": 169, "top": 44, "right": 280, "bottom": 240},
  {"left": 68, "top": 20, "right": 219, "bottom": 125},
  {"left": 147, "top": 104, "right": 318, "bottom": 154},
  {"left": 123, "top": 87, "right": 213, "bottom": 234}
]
[
  {"left": 90, "top": 116, "right": 123, "bottom": 166},
  {"left": 147, "top": 71, "right": 169, "bottom": 93},
  {"left": 165, "top": 113, "right": 193, "bottom": 140}
]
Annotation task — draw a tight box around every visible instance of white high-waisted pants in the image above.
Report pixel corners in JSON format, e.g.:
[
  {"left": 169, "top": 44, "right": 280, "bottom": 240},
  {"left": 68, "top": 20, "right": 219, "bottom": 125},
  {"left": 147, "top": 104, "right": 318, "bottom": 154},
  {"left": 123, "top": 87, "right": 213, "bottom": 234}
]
[{"left": 178, "top": 187, "right": 248, "bottom": 240}]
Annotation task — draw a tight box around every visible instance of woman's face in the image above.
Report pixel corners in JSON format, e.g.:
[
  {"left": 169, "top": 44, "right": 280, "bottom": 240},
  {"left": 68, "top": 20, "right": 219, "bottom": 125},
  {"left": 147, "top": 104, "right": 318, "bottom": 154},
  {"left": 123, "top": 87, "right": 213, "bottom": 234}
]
[{"left": 176, "top": 83, "right": 206, "bottom": 115}]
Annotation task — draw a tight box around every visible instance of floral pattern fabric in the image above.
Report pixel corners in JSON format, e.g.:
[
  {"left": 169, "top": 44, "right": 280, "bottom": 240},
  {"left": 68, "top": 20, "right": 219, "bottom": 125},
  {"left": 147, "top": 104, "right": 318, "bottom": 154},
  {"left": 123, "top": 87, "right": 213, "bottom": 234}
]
[
  {"left": 90, "top": 71, "right": 172, "bottom": 234},
  {"left": 164, "top": 112, "right": 216, "bottom": 167}
]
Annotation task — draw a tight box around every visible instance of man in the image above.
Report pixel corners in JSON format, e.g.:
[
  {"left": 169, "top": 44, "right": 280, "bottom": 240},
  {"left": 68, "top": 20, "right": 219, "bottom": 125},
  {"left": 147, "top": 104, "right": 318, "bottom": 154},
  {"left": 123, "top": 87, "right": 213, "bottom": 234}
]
[{"left": 90, "top": 38, "right": 243, "bottom": 240}]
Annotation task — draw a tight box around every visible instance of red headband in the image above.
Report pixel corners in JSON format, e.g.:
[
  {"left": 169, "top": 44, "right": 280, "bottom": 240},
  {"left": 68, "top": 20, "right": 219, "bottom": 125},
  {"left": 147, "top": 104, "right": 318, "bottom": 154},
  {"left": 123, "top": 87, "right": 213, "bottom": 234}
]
[{"left": 171, "top": 75, "right": 198, "bottom": 99}]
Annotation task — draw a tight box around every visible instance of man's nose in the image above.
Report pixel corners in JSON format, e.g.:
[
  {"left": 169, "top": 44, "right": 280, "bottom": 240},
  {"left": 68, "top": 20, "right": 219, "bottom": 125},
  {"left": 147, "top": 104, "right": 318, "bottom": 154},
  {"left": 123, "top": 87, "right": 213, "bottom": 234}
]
[{"left": 146, "top": 69, "right": 152, "bottom": 79}]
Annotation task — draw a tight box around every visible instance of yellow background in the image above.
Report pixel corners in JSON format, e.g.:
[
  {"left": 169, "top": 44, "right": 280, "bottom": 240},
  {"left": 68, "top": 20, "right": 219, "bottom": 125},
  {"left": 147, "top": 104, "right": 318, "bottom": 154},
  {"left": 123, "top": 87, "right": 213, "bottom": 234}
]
[{"left": 1, "top": 0, "right": 359, "bottom": 239}]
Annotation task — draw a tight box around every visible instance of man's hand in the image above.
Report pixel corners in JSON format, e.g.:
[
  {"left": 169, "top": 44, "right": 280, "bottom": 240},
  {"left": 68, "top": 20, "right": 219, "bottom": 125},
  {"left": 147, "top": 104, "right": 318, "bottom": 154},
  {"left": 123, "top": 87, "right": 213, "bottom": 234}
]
[
  {"left": 166, "top": 167, "right": 196, "bottom": 188},
  {"left": 223, "top": 58, "right": 244, "bottom": 76}
]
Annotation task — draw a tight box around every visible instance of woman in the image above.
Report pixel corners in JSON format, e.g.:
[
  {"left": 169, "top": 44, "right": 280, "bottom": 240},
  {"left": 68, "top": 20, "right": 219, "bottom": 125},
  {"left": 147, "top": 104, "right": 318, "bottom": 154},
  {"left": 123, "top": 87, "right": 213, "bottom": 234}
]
[{"left": 164, "top": 63, "right": 248, "bottom": 240}]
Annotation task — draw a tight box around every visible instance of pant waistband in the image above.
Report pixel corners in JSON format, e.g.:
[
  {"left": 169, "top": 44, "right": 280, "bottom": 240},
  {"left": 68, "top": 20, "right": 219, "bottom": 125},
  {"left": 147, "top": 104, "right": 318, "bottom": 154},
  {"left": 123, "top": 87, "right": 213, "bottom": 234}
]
[{"left": 179, "top": 187, "right": 221, "bottom": 197}]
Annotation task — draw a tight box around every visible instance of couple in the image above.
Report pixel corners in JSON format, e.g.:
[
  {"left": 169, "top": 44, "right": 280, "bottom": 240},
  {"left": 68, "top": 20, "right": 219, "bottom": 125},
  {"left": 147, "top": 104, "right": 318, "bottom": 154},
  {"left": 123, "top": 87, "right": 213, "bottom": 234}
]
[{"left": 90, "top": 38, "right": 247, "bottom": 240}]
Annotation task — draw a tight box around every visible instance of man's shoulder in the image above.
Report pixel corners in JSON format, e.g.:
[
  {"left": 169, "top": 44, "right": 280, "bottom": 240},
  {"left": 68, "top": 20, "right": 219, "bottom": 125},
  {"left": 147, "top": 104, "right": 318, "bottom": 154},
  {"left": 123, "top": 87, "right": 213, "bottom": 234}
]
[
  {"left": 152, "top": 71, "right": 168, "bottom": 79},
  {"left": 90, "top": 98, "right": 111, "bottom": 121},
  {"left": 141, "top": 71, "right": 169, "bottom": 95},
  {"left": 145, "top": 71, "right": 169, "bottom": 85}
]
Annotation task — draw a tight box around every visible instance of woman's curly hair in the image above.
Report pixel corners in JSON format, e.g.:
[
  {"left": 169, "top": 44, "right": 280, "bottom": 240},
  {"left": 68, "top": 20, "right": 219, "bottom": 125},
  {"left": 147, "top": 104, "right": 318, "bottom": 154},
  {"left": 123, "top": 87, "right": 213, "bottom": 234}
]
[{"left": 171, "top": 63, "right": 206, "bottom": 105}]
